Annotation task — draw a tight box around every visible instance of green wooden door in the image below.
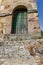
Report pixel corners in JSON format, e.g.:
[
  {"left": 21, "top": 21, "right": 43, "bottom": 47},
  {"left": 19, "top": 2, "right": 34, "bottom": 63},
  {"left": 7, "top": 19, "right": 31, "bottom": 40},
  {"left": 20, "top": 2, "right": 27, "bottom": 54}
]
[{"left": 12, "top": 10, "right": 28, "bottom": 34}]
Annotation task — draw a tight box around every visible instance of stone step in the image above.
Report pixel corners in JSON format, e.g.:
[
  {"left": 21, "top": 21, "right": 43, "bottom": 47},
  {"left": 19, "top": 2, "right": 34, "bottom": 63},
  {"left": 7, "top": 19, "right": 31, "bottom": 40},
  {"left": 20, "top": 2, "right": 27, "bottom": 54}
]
[{"left": 0, "top": 34, "right": 41, "bottom": 41}]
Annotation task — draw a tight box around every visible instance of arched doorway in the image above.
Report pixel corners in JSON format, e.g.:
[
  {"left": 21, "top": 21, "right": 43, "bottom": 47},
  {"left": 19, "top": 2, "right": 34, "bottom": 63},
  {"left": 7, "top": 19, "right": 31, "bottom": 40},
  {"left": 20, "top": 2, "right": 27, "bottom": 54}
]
[{"left": 11, "top": 5, "right": 28, "bottom": 34}]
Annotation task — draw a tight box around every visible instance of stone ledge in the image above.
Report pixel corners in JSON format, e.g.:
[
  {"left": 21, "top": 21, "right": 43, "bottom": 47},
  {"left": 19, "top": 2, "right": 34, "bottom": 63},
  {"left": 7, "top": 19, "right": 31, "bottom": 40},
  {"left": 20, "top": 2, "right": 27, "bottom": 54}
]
[
  {"left": 0, "top": 9, "right": 38, "bottom": 17},
  {"left": 0, "top": 13, "right": 12, "bottom": 17},
  {"left": 0, "top": 33, "right": 41, "bottom": 41}
]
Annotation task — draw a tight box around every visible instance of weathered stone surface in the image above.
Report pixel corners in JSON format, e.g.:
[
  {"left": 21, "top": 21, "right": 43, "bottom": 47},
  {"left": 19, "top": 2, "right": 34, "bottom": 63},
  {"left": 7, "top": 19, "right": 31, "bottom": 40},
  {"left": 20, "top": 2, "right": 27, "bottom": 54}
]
[
  {"left": 0, "top": 35, "right": 43, "bottom": 65},
  {"left": 0, "top": 0, "right": 42, "bottom": 65},
  {"left": 0, "top": 0, "right": 41, "bottom": 35}
]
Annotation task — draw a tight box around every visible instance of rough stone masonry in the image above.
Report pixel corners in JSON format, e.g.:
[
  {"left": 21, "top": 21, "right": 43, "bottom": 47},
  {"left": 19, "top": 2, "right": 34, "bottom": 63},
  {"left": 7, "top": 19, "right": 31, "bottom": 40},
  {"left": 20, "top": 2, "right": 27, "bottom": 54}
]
[
  {"left": 0, "top": 0, "right": 41, "bottom": 35},
  {"left": 0, "top": 0, "right": 43, "bottom": 65}
]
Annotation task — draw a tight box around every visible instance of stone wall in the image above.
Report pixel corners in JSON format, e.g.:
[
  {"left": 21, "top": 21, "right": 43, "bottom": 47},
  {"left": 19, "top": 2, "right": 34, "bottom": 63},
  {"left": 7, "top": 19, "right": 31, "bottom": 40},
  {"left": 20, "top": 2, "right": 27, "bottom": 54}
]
[
  {"left": 0, "top": 36, "right": 43, "bottom": 65},
  {"left": 0, "top": 34, "right": 43, "bottom": 58},
  {"left": 0, "top": 1, "right": 42, "bottom": 65},
  {"left": 0, "top": 0, "right": 41, "bottom": 36}
]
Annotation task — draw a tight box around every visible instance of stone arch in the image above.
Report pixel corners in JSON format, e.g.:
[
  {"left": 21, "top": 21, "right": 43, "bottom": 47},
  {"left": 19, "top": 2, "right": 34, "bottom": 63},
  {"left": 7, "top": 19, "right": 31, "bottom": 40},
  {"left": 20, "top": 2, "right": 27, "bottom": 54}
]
[
  {"left": 11, "top": 5, "right": 28, "bottom": 34},
  {"left": 11, "top": 1, "right": 32, "bottom": 12},
  {"left": 12, "top": 5, "right": 27, "bottom": 12}
]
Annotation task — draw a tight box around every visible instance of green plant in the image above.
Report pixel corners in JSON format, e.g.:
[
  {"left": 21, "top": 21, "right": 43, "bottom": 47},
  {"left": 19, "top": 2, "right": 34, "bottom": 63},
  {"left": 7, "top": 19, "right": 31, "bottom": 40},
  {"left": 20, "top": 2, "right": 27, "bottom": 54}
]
[{"left": 41, "top": 30, "right": 43, "bottom": 38}]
